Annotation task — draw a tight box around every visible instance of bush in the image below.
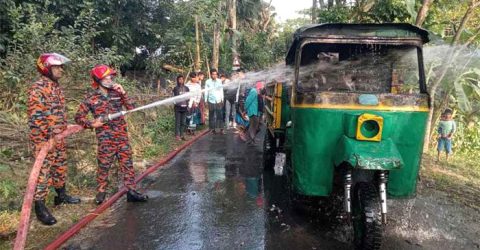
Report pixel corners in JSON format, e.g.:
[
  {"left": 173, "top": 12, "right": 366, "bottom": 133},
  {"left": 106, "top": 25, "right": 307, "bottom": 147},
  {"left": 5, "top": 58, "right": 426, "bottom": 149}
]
[{"left": 454, "top": 121, "right": 480, "bottom": 155}]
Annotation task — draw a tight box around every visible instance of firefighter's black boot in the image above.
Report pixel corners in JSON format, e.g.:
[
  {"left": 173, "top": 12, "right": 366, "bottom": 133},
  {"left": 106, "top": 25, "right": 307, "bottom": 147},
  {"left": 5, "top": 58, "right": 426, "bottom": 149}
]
[
  {"left": 54, "top": 186, "right": 81, "bottom": 205},
  {"left": 34, "top": 200, "right": 57, "bottom": 225},
  {"left": 95, "top": 192, "right": 106, "bottom": 205},
  {"left": 127, "top": 190, "right": 148, "bottom": 202}
]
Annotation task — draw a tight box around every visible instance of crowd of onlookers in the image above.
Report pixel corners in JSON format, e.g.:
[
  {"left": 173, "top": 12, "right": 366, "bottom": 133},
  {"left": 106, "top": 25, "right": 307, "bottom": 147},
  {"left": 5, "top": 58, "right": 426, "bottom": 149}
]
[{"left": 172, "top": 69, "right": 266, "bottom": 145}]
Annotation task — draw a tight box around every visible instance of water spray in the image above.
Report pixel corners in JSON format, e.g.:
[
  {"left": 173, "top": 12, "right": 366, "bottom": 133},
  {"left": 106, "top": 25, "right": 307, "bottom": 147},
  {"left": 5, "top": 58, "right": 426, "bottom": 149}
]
[{"left": 102, "top": 64, "right": 295, "bottom": 120}]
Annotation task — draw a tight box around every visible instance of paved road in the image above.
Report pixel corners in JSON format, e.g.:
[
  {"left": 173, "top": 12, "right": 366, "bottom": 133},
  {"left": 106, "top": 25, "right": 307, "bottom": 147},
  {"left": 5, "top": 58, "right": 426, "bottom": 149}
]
[{"left": 64, "top": 130, "right": 349, "bottom": 249}]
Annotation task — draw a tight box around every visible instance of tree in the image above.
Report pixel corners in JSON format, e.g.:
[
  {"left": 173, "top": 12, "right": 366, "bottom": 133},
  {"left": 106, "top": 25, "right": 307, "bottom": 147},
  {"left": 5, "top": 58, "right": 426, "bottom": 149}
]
[
  {"left": 228, "top": 0, "right": 239, "bottom": 70},
  {"left": 416, "top": 0, "right": 434, "bottom": 27},
  {"left": 194, "top": 15, "right": 202, "bottom": 71},
  {"left": 312, "top": 0, "right": 318, "bottom": 23},
  {"left": 211, "top": 22, "right": 221, "bottom": 69}
]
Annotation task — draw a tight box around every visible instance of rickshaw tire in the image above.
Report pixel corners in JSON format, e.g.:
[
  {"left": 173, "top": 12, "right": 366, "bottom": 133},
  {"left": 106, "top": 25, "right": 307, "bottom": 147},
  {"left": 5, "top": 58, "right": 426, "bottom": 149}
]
[{"left": 352, "top": 182, "right": 383, "bottom": 250}]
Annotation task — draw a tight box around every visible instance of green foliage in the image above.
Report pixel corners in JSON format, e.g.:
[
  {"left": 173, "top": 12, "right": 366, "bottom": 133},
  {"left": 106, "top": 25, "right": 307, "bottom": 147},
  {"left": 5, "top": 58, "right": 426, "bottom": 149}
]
[
  {"left": 405, "top": 0, "right": 418, "bottom": 21},
  {"left": 316, "top": 0, "right": 414, "bottom": 23},
  {"left": 0, "top": 148, "right": 14, "bottom": 159},
  {"left": 454, "top": 78, "right": 472, "bottom": 112},
  {"left": 0, "top": 180, "right": 18, "bottom": 201},
  {"left": 152, "top": 112, "right": 175, "bottom": 135},
  {"left": 318, "top": 6, "right": 351, "bottom": 23},
  {"left": 449, "top": 68, "right": 480, "bottom": 121},
  {"left": 0, "top": 0, "right": 127, "bottom": 111},
  {"left": 144, "top": 109, "right": 175, "bottom": 143},
  {"left": 454, "top": 121, "right": 480, "bottom": 155},
  {"left": 239, "top": 32, "right": 285, "bottom": 70},
  {"left": 365, "top": 0, "right": 413, "bottom": 23}
]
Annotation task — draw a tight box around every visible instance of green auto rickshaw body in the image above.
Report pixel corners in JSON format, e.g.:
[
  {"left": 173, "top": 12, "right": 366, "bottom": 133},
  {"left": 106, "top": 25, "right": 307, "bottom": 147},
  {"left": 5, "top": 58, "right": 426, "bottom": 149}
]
[
  {"left": 275, "top": 23, "right": 430, "bottom": 199},
  {"left": 291, "top": 108, "right": 428, "bottom": 197}
]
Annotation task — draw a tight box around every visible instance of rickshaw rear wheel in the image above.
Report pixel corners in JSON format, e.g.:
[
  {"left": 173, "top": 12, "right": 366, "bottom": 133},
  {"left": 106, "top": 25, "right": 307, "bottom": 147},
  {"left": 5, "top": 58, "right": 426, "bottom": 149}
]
[
  {"left": 352, "top": 182, "right": 383, "bottom": 250},
  {"left": 263, "top": 131, "right": 275, "bottom": 170}
]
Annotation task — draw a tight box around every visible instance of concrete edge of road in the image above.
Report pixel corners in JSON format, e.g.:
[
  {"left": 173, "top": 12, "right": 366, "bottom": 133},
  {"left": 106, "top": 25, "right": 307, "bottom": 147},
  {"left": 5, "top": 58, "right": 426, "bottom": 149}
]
[{"left": 44, "top": 129, "right": 211, "bottom": 250}]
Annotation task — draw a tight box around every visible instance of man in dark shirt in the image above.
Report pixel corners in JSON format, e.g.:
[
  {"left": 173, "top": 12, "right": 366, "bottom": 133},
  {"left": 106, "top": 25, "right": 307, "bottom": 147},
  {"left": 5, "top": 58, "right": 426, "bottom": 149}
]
[{"left": 173, "top": 75, "right": 190, "bottom": 140}]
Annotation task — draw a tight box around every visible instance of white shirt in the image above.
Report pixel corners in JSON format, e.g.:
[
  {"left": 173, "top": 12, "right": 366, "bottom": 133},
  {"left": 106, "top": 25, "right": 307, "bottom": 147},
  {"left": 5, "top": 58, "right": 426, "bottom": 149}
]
[
  {"left": 204, "top": 78, "right": 224, "bottom": 104},
  {"left": 185, "top": 81, "right": 202, "bottom": 108}
]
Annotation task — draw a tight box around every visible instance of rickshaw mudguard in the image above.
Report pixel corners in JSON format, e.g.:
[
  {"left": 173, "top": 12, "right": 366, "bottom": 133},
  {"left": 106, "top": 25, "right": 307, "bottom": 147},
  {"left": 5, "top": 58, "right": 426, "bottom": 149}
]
[{"left": 334, "top": 135, "right": 404, "bottom": 170}]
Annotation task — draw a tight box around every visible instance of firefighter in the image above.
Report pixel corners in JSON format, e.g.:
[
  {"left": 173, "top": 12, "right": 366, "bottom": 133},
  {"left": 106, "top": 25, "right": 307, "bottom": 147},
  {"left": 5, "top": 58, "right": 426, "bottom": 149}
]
[
  {"left": 27, "top": 53, "right": 81, "bottom": 225},
  {"left": 75, "top": 64, "right": 148, "bottom": 205}
]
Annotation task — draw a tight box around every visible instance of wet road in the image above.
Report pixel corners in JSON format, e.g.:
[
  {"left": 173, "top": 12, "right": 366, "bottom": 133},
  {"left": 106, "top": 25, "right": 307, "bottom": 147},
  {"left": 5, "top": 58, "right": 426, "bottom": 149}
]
[
  {"left": 64, "top": 129, "right": 480, "bottom": 250},
  {"left": 65, "top": 129, "right": 350, "bottom": 249}
]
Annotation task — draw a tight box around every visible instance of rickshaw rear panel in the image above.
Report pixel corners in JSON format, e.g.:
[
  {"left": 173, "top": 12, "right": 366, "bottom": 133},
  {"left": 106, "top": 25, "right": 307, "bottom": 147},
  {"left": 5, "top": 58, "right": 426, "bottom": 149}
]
[{"left": 290, "top": 107, "right": 428, "bottom": 198}]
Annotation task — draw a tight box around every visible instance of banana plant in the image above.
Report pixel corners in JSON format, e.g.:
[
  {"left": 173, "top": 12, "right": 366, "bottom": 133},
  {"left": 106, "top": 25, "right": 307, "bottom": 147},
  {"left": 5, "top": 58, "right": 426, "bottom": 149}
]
[{"left": 453, "top": 68, "right": 480, "bottom": 113}]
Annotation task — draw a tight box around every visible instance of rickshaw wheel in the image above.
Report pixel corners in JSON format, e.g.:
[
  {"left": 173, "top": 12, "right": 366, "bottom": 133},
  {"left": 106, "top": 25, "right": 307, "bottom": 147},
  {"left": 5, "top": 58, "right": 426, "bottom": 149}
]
[
  {"left": 352, "top": 182, "right": 383, "bottom": 250},
  {"left": 263, "top": 131, "right": 275, "bottom": 170}
]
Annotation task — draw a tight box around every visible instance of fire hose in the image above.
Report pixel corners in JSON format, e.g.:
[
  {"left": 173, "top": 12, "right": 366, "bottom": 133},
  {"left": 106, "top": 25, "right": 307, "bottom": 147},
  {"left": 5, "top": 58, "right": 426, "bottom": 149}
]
[{"left": 13, "top": 125, "right": 84, "bottom": 250}]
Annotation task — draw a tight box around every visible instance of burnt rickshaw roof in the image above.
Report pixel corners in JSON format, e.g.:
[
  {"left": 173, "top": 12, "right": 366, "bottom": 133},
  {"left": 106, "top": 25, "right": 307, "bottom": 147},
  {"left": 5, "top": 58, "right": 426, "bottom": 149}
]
[{"left": 286, "top": 23, "right": 430, "bottom": 65}]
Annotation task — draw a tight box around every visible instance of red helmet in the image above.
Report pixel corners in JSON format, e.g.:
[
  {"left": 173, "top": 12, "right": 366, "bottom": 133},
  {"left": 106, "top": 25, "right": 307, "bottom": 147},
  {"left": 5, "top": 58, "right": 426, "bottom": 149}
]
[
  {"left": 90, "top": 64, "right": 117, "bottom": 88},
  {"left": 36, "top": 53, "right": 71, "bottom": 76}
]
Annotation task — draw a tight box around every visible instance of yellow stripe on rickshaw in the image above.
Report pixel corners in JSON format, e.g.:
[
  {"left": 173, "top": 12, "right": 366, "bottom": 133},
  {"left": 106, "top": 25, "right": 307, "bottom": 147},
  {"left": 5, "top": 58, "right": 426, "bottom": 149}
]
[
  {"left": 291, "top": 103, "right": 429, "bottom": 112},
  {"left": 274, "top": 84, "right": 283, "bottom": 128}
]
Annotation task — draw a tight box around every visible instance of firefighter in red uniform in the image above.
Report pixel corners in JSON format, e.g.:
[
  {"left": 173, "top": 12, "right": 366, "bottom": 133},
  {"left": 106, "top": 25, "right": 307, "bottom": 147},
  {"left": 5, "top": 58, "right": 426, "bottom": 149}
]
[
  {"left": 75, "top": 65, "right": 148, "bottom": 204},
  {"left": 28, "top": 53, "right": 81, "bottom": 225}
]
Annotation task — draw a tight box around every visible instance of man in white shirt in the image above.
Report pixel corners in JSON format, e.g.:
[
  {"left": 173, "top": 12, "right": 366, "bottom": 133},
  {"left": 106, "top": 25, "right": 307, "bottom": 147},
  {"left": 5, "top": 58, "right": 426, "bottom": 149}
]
[{"left": 204, "top": 69, "right": 224, "bottom": 134}]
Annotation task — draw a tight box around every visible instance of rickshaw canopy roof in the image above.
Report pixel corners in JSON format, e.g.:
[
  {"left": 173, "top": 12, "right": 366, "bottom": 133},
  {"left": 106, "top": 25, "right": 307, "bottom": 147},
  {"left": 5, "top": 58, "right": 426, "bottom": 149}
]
[{"left": 286, "top": 23, "right": 430, "bottom": 65}]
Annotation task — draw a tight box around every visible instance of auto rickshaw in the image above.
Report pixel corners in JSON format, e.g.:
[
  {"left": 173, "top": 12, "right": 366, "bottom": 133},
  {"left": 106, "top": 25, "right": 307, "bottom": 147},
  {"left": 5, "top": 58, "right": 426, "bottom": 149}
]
[{"left": 263, "top": 23, "right": 430, "bottom": 249}]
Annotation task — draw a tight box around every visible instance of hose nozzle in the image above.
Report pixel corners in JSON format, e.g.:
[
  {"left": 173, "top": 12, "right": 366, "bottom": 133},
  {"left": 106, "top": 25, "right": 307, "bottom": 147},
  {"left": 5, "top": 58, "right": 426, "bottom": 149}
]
[{"left": 102, "top": 111, "right": 127, "bottom": 121}]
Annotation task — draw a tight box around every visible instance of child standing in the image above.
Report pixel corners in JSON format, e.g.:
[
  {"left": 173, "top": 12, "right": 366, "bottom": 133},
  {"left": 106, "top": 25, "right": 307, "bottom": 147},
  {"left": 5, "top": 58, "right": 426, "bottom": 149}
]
[
  {"left": 437, "top": 108, "right": 456, "bottom": 162},
  {"left": 75, "top": 65, "right": 148, "bottom": 204}
]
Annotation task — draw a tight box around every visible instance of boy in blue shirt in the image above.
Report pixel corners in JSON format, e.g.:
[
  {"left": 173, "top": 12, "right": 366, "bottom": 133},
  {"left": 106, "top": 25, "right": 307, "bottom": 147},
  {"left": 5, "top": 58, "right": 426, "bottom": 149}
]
[{"left": 437, "top": 108, "right": 456, "bottom": 162}]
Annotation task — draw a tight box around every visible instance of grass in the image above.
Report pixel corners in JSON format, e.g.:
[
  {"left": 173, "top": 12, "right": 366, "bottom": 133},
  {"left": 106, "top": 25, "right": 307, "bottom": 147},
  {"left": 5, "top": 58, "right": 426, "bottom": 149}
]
[
  {"left": 422, "top": 150, "right": 480, "bottom": 186},
  {"left": 420, "top": 150, "right": 480, "bottom": 211},
  {"left": 0, "top": 210, "right": 19, "bottom": 239}
]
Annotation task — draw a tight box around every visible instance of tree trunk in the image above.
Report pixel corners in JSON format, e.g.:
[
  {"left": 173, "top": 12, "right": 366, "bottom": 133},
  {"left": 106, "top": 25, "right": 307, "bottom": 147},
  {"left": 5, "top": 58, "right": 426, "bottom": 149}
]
[
  {"left": 194, "top": 15, "right": 201, "bottom": 72},
  {"left": 452, "top": 0, "right": 479, "bottom": 44},
  {"left": 228, "top": 0, "right": 240, "bottom": 71},
  {"left": 312, "top": 0, "right": 318, "bottom": 23},
  {"left": 261, "top": 0, "right": 273, "bottom": 32},
  {"left": 318, "top": 0, "right": 325, "bottom": 9},
  {"left": 204, "top": 53, "right": 211, "bottom": 79},
  {"left": 228, "top": 0, "right": 237, "bottom": 31},
  {"left": 162, "top": 64, "right": 185, "bottom": 73},
  {"left": 423, "top": 0, "right": 479, "bottom": 151},
  {"left": 430, "top": 87, "right": 453, "bottom": 138},
  {"left": 328, "top": 0, "right": 334, "bottom": 9},
  {"left": 415, "top": 0, "right": 433, "bottom": 27},
  {"left": 211, "top": 22, "right": 220, "bottom": 70}
]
